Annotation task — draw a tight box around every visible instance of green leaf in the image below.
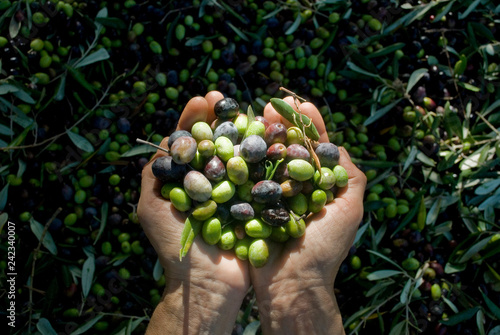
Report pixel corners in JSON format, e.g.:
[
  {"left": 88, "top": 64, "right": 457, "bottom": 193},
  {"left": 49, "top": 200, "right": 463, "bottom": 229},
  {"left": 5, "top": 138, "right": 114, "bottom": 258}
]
[
  {"left": 95, "top": 17, "right": 126, "bottom": 29},
  {"left": 153, "top": 257, "right": 163, "bottom": 281},
  {"left": 389, "top": 320, "right": 406, "bottom": 335},
  {"left": 458, "top": 0, "right": 481, "bottom": 19},
  {"left": 54, "top": 75, "right": 66, "bottom": 101},
  {"left": 0, "top": 184, "right": 8, "bottom": 211},
  {"left": 405, "top": 68, "right": 428, "bottom": 94},
  {"left": 179, "top": 215, "right": 203, "bottom": 260},
  {"left": 93, "top": 202, "right": 108, "bottom": 245},
  {"left": 29, "top": 218, "right": 58, "bottom": 255},
  {"left": 432, "top": 0, "right": 455, "bottom": 22},
  {"left": 70, "top": 315, "right": 103, "bottom": 335},
  {"left": 227, "top": 22, "right": 249, "bottom": 41},
  {"left": 367, "top": 250, "right": 405, "bottom": 271},
  {"left": 1, "top": 97, "right": 34, "bottom": 128},
  {"left": 426, "top": 196, "right": 442, "bottom": 225},
  {"left": 0, "top": 83, "right": 19, "bottom": 95},
  {"left": 367, "top": 269, "right": 403, "bottom": 281},
  {"left": 459, "top": 236, "right": 492, "bottom": 263},
  {"left": 457, "top": 82, "right": 481, "bottom": 92},
  {"left": 346, "top": 61, "right": 380, "bottom": 79},
  {"left": 9, "top": 14, "right": 21, "bottom": 39},
  {"left": 81, "top": 252, "right": 95, "bottom": 299},
  {"left": 442, "top": 295, "right": 459, "bottom": 313},
  {"left": 403, "top": 145, "right": 418, "bottom": 173},
  {"left": 67, "top": 130, "right": 95, "bottom": 153},
  {"left": 37, "top": 318, "right": 58, "bottom": 335},
  {"left": 0, "top": 123, "right": 13, "bottom": 136},
  {"left": 364, "top": 200, "right": 387, "bottom": 212},
  {"left": 121, "top": 144, "right": 157, "bottom": 157},
  {"left": 441, "top": 306, "right": 480, "bottom": 326},
  {"left": 363, "top": 98, "right": 403, "bottom": 126},
  {"left": 185, "top": 35, "right": 208, "bottom": 47},
  {"left": 416, "top": 151, "right": 436, "bottom": 167},
  {"left": 12, "top": 88, "right": 36, "bottom": 104},
  {"left": 475, "top": 179, "right": 500, "bottom": 195},
  {"left": 366, "top": 42, "right": 405, "bottom": 59},
  {"left": 285, "top": 11, "right": 302, "bottom": 35},
  {"left": 75, "top": 48, "right": 110, "bottom": 68},
  {"left": 400, "top": 278, "right": 412, "bottom": 304},
  {"left": 489, "top": 326, "right": 500, "bottom": 335},
  {"left": 481, "top": 289, "right": 500, "bottom": 319},
  {"left": 445, "top": 262, "right": 466, "bottom": 274},
  {"left": 243, "top": 321, "right": 261, "bottom": 335}
]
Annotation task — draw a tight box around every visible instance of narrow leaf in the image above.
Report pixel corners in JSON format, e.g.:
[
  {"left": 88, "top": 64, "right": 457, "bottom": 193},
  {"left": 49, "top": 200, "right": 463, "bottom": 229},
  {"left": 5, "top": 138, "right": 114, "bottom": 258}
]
[
  {"left": 75, "top": 48, "right": 110, "bottom": 68},
  {"left": 243, "top": 321, "right": 261, "bottom": 335},
  {"left": 400, "top": 278, "right": 412, "bottom": 304},
  {"left": 93, "top": 202, "right": 108, "bottom": 245},
  {"left": 179, "top": 216, "right": 203, "bottom": 260},
  {"left": 346, "top": 61, "right": 380, "bottom": 79},
  {"left": 366, "top": 42, "right": 405, "bottom": 59},
  {"left": 426, "top": 197, "right": 442, "bottom": 225},
  {"left": 285, "top": 12, "right": 302, "bottom": 35},
  {"left": 489, "top": 326, "right": 500, "bottom": 335},
  {"left": 9, "top": 14, "right": 21, "bottom": 39},
  {"left": 459, "top": 236, "right": 492, "bottom": 263},
  {"left": 70, "top": 315, "right": 103, "bottom": 335},
  {"left": 0, "top": 123, "right": 13, "bottom": 136},
  {"left": 481, "top": 290, "right": 500, "bottom": 319},
  {"left": 403, "top": 145, "right": 418, "bottom": 173},
  {"left": 67, "top": 130, "right": 95, "bottom": 153},
  {"left": 367, "top": 270, "right": 403, "bottom": 281},
  {"left": 441, "top": 306, "right": 480, "bottom": 326},
  {"left": 475, "top": 179, "right": 500, "bottom": 195},
  {"left": 367, "top": 250, "right": 405, "bottom": 271},
  {"left": 406, "top": 68, "right": 428, "bottom": 94},
  {"left": 54, "top": 75, "right": 66, "bottom": 101},
  {"left": 29, "top": 218, "right": 58, "bottom": 255},
  {"left": 363, "top": 98, "right": 403, "bottom": 126},
  {"left": 459, "top": 0, "right": 481, "bottom": 20},
  {"left": 37, "top": 318, "right": 58, "bottom": 335},
  {"left": 0, "top": 184, "right": 8, "bottom": 211},
  {"left": 227, "top": 22, "right": 249, "bottom": 41},
  {"left": 153, "top": 257, "right": 163, "bottom": 281},
  {"left": 121, "top": 144, "right": 157, "bottom": 157},
  {"left": 432, "top": 0, "right": 455, "bottom": 22},
  {"left": 389, "top": 320, "right": 406, "bottom": 335},
  {"left": 457, "top": 82, "right": 481, "bottom": 92},
  {"left": 81, "top": 253, "right": 95, "bottom": 298}
]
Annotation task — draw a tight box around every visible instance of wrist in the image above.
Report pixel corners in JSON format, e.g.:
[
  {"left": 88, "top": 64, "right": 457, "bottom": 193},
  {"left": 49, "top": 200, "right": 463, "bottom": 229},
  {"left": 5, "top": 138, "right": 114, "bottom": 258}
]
[
  {"left": 147, "top": 276, "right": 244, "bottom": 335},
  {"left": 254, "top": 278, "right": 345, "bottom": 335}
]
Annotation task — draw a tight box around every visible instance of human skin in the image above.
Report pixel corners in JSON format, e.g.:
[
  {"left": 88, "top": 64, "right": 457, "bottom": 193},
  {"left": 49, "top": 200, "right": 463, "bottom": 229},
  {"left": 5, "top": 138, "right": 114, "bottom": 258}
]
[{"left": 137, "top": 92, "right": 366, "bottom": 334}]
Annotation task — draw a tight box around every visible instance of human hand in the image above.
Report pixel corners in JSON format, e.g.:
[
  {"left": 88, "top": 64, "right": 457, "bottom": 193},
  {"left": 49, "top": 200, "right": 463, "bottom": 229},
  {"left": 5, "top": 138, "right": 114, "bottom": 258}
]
[
  {"left": 249, "top": 97, "right": 367, "bottom": 334},
  {"left": 137, "top": 91, "right": 250, "bottom": 334}
]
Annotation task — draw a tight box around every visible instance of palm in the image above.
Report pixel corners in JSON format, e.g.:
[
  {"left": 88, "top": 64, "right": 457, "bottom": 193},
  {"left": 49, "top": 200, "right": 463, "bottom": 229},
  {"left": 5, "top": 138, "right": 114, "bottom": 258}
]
[{"left": 137, "top": 91, "right": 250, "bottom": 293}]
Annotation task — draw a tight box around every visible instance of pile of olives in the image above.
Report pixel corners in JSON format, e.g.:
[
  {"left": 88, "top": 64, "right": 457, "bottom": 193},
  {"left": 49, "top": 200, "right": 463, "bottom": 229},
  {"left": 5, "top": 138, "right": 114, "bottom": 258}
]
[{"left": 150, "top": 97, "right": 348, "bottom": 267}]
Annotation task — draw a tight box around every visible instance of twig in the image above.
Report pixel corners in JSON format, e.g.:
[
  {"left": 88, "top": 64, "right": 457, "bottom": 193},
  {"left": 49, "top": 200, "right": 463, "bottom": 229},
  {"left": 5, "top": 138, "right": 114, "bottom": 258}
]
[
  {"left": 136, "top": 138, "right": 170, "bottom": 154},
  {"left": 1, "top": 74, "right": 124, "bottom": 151},
  {"left": 28, "top": 207, "right": 62, "bottom": 331},
  {"left": 475, "top": 112, "right": 500, "bottom": 136}
]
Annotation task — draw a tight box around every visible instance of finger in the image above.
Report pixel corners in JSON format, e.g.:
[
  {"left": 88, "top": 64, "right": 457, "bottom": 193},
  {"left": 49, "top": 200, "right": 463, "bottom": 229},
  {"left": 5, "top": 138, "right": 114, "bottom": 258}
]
[
  {"left": 205, "top": 91, "right": 224, "bottom": 124},
  {"left": 176, "top": 96, "right": 209, "bottom": 131},
  {"left": 332, "top": 147, "right": 367, "bottom": 219},
  {"left": 141, "top": 137, "right": 170, "bottom": 199},
  {"left": 263, "top": 97, "right": 329, "bottom": 142}
]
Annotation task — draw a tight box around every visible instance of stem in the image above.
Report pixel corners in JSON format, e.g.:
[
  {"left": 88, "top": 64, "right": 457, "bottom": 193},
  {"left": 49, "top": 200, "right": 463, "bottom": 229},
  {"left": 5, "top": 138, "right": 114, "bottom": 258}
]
[
  {"left": 136, "top": 138, "right": 170, "bottom": 154},
  {"left": 28, "top": 207, "right": 62, "bottom": 332}
]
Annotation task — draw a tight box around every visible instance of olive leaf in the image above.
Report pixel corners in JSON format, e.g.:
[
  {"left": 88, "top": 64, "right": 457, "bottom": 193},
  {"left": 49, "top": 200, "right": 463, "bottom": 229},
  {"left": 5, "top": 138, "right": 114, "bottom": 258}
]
[
  {"left": 440, "top": 306, "right": 480, "bottom": 326},
  {"left": 270, "top": 98, "right": 320, "bottom": 141},
  {"left": 179, "top": 216, "right": 203, "bottom": 261}
]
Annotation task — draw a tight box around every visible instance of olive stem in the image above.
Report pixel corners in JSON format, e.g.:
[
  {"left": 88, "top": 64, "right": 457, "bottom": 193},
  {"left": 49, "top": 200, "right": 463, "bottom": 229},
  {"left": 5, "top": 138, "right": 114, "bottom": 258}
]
[{"left": 136, "top": 138, "right": 170, "bottom": 154}]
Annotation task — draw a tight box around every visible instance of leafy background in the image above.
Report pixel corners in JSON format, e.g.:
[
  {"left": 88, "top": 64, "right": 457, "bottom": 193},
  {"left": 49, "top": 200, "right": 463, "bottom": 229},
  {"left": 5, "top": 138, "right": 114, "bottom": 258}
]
[{"left": 0, "top": 0, "right": 499, "bottom": 334}]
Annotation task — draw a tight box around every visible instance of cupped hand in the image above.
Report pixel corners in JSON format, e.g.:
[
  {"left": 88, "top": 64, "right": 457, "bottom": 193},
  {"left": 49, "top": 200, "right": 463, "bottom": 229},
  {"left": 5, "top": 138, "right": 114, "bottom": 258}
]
[
  {"left": 250, "top": 97, "right": 367, "bottom": 325},
  {"left": 137, "top": 91, "right": 250, "bottom": 296}
]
